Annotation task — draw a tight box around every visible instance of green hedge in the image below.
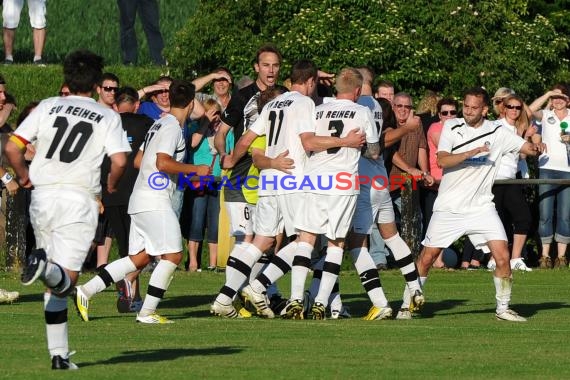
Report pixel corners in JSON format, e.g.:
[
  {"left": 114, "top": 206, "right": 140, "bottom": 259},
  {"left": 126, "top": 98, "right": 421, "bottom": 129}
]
[{"left": 0, "top": 65, "right": 167, "bottom": 125}]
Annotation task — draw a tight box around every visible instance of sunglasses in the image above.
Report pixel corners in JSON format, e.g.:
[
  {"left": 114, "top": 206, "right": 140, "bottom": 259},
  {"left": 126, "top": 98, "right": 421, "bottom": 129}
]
[
  {"left": 394, "top": 104, "right": 413, "bottom": 110},
  {"left": 59, "top": 91, "right": 70, "bottom": 96},
  {"left": 102, "top": 86, "right": 118, "bottom": 92},
  {"left": 440, "top": 110, "right": 457, "bottom": 116},
  {"left": 494, "top": 99, "right": 503, "bottom": 105},
  {"left": 154, "top": 89, "right": 169, "bottom": 94},
  {"left": 505, "top": 104, "right": 522, "bottom": 110}
]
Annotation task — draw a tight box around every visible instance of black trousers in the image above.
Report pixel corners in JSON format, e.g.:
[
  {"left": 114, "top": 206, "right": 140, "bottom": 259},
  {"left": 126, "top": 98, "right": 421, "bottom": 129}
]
[
  {"left": 117, "top": 0, "right": 165, "bottom": 65},
  {"left": 492, "top": 183, "right": 532, "bottom": 235}
]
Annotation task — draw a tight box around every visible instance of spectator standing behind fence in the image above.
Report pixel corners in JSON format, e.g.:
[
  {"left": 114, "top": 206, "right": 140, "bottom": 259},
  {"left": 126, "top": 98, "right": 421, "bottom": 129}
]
[
  {"left": 529, "top": 84, "right": 570, "bottom": 269},
  {"left": 2, "top": 0, "right": 46, "bottom": 65},
  {"left": 486, "top": 94, "right": 535, "bottom": 272},
  {"left": 117, "top": 0, "right": 165, "bottom": 65},
  {"left": 182, "top": 99, "right": 224, "bottom": 272},
  {"left": 425, "top": 98, "right": 458, "bottom": 268}
]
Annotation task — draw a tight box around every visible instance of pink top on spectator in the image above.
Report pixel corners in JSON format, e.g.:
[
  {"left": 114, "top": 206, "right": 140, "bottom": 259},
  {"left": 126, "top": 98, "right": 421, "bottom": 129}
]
[{"left": 427, "top": 121, "right": 443, "bottom": 180}]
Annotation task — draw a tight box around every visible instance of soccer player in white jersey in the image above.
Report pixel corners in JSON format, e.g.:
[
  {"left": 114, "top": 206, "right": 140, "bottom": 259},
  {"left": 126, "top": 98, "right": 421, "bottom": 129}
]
[
  {"left": 413, "top": 87, "right": 543, "bottom": 322},
  {"left": 288, "top": 67, "right": 380, "bottom": 320},
  {"left": 75, "top": 80, "right": 210, "bottom": 324},
  {"left": 5, "top": 50, "right": 131, "bottom": 370},
  {"left": 210, "top": 60, "right": 365, "bottom": 318},
  {"left": 345, "top": 66, "right": 425, "bottom": 320}
]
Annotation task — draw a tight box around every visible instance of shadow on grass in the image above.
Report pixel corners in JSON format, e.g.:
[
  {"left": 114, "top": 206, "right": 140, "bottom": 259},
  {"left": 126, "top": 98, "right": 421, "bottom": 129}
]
[
  {"left": 160, "top": 294, "right": 216, "bottom": 309},
  {"left": 14, "top": 293, "right": 44, "bottom": 303},
  {"left": 77, "top": 346, "right": 243, "bottom": 367},
  {"left": 444, "top": 302, "right": 569, "bottom": 318}
]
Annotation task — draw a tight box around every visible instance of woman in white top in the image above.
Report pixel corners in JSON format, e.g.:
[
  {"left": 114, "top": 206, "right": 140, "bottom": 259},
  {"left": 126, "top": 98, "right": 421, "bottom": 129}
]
[
  {"left": 529, "top": 84, "right": 570, "bottom": 269},
  {"left": 488, "top": 94, "right": 535, "bottom": 272}
]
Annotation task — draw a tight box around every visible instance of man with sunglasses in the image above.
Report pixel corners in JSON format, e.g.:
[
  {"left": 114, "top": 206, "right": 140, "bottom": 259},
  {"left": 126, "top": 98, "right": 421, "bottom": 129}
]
[{"left": 96, "top": 72, "right": 120, "bottom": 109}]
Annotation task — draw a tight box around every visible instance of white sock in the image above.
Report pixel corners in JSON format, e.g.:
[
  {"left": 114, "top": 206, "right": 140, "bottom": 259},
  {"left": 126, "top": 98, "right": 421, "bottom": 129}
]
[
  {"left": 385, "top": 233, "right": 421, "bottom": 292},
  {"left": 290, "top": 242, "right": 314, "bottom": 301},
  {"left": 351, "top": 247, "right": 388, "bottom": 308},
  {"left": 307, "top": 256, "right": 325, "bottom": 301},
  {"left": 139, "top": 260, "right": 178, "bottom": 317},
  {"left": 401, "top": 276, "right": 427, "bottom": 309},
  {"left": 43, "top": 262, "right": 71, "bottom": 294},
  {"left": 34, "top": 55, "right": 42, "bottom": 61},
  {"left": 216, "top": 243, "right": 260, "bottom": 304},
  {"left": 81, "top": 256, "right": 136, "bottom": 298},
  {"left": 251, "top": 242, "right": 296, "bottom": 294},
  {"left": 493, "top": 276, "right": 512, "bottom": 314},
  {"left": 314, "top": 246, "right": 344, "bottom": 306},
  {"left": 44, "top": 292, "right": 69, "bottom": 357},
  {"left": 5, "top": 54, "right": 13, "bottom": 61}
]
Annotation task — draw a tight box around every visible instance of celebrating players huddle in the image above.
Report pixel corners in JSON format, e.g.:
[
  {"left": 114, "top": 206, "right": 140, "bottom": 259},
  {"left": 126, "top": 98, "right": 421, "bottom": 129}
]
[{"left": 7, "top": 45, "right": 545, "bottom": 370}]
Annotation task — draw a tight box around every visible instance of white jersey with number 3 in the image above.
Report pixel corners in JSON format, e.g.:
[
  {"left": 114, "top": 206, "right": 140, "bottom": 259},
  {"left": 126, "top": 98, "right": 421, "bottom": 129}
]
[
  {"left": 305, "top": 99, "right": 378, "bottom": 195},
  {"left": 14, "top": 95, "right": 130, "bottom": 195}
]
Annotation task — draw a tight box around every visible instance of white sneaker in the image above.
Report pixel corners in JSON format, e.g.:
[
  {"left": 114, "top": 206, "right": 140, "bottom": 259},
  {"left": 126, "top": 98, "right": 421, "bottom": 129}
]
[
  {"left": 241, "top": 285, "right": 274, "bottom": 318},
  {"left": 487, "top": 259, "right": 496, "bottom": 271},
  {"left": 396, "top": 308, "right": 412, "bottom": 320},
  {"left": 510, "top": 258, "right": 532, "bottom": 272},
  {"left": 496, "top": 309, "right": 527, "bottom": 322},
  {"left": 0, "top": 288, "right": 19, "bottom": 303},
  {"left": 331, "top": 306, "right": 351, "bottom": 319},
  {"left": 136, "top": 312, "right": 174, "bottom": 324},
  {"left": 210, "top": 300, "right": 240, "bottom": 318}
]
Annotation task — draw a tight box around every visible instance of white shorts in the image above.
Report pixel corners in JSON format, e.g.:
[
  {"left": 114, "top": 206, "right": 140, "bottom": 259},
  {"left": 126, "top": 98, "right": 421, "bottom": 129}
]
[
  {"left": 30, "top": 188, "right": 98, "bottom": 272},
  {"left": 295, "top": 193, "right": 357, "bottom": 240},
  {"left": 2, "top": 0, "right": 47, "bottom": 29},
  {"left": 225, "top": 202, "right": 255, "bottom": 237},
  {"left": 254, "top": 194, "right": 298, "bottom": 237},
  {"left": 352, "top": 181, "right": 395, "bottom": 234},
  {"left": 422, "top": 208, "right": 507, "bottom": 252},
  {"left": 129, "top": 209, "right": 182, "bottom": 256}
]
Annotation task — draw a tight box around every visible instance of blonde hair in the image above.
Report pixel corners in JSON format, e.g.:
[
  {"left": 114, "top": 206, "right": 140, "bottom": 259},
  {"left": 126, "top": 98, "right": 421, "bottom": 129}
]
[
  {"left": 502, "top": 94, "right": 529, "bottom": 136},
  {"left": 335, "top": 68, "right": 363, "bottom": 94},
  {"left": 203, "top": 98, "right": 221, "bottom": 113},
  {"left": 417, "top": 90, "right": 441, "bottom": 116}
]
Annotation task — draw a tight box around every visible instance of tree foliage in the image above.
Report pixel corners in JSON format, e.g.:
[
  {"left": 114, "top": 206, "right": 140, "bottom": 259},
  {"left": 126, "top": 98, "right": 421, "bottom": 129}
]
[{"left": 168, "top": 0, "right": 569, "bottom": 99}]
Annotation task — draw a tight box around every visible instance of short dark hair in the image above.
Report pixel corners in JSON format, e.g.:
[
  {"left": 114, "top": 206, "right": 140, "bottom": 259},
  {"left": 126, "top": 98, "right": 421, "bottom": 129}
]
[
  {"left": 100, "top": 72, "right": 119, "bottom": 86},
  {"left": 290, "top": 59, "right": 318, "bottom": 85},
  {"left": 63, "top": 50, "right": 104, "bottom": 94},
  {"left": 16, "top": 101, "right": 40, "bottom": 126},
  {"left": 376, "top": 79, "right": 394, "bottom": 89},
  {"left": 115, "top": 86, "right": 139, "bottom": 105},
  {"left": 255, "top": 43, "right": 282, "bottom": 64},
  {"left": 437, "top": 97, "right": 458, "bottom": 113},
  {"left": 463, "top": 87, "right": 490, "bottom": 106},
  {"left": 169, "top": 80, "right": 195, "bottom": 108}
]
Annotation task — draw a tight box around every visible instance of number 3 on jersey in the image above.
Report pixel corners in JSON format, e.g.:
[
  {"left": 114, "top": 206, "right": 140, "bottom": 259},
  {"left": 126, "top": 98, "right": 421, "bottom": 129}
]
[
  {"left": 327, "top": 120, "right": 344, "bottom": 154},
  {"left": 45, "top": 116, "right": 93, "bottom": 163}
]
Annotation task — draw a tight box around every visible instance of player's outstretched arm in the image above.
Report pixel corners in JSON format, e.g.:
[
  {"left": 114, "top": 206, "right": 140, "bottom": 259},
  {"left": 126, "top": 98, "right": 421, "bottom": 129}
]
[
  {"left": 437, "top": 145, "right": 489, "bottom": 168},
  {"left": 300, "top": 129, "right": 364, "bottom": 153},
  {"left": 252, "top": 149, "right": 294, "bottom": 174},
  {"left": 222, "top": 129, "right": 258, "bottom": 169},
  {"left": 156, "top": 152, "right": 210, "bottom": 176}
]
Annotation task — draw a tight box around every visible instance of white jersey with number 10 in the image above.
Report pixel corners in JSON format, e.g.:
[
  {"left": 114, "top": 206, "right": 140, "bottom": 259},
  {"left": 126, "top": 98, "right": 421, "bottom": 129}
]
[{"left": 14, "top": 95, "right": 130, "bottom": 195}]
